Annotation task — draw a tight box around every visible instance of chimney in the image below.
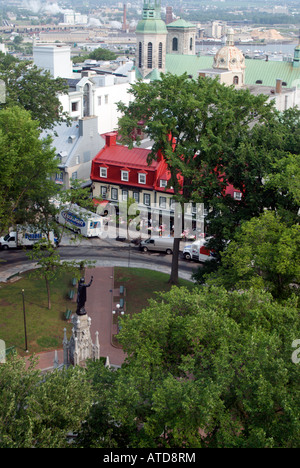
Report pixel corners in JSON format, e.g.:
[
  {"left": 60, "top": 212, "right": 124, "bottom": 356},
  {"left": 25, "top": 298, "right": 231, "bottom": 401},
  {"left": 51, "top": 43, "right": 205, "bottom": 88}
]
[
  {"left": 122, "top": 4, "right": 128, "bottom": 32},
  {"left": 105, "top": 132, "right": 118, "bottom": 147},
  {"left": 276, "top": 79, "right": 282, "bottom": 94},
  {"left": 166, "top": 6, "right": 173, "bottom": 24}
]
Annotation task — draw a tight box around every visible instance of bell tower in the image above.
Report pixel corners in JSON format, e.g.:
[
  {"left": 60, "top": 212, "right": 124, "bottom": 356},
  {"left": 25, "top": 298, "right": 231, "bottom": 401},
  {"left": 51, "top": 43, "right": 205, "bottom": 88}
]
[{"left": 135, "top": 0, "right": 168, "bottom": 78}]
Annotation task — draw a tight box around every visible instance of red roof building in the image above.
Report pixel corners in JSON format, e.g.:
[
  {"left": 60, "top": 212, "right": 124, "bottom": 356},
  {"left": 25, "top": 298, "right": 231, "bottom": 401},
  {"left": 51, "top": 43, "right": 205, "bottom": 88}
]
[
  {"left": 91, "top": 132, "right": 177, "bottom": 212},
  {"left": 90, "top": 132, "right": 243, "bottom": 232}
]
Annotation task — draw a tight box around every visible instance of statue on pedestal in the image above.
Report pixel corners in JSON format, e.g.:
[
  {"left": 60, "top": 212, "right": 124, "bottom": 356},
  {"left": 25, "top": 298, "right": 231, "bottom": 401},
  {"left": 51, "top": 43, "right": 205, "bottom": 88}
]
[{"left": 76, "top": 276, "right": 93, "bottom": 316}]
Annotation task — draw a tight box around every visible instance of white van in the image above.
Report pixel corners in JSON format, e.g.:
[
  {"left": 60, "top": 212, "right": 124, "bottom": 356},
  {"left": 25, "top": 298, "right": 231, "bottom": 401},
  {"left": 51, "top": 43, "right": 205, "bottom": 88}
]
[
  {"left": 140, "top": 236, "right": 174, "bottom": 254},
  {"left": 56, "top": 204, "right": 104, "bottom": 238}
]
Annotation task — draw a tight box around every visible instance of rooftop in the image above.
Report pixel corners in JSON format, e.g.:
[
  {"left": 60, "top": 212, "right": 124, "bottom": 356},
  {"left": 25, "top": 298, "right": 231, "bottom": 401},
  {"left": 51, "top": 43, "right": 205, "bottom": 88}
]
[
  {"left": 164, "top": 54, "right": 300, "bottom": 88},
  {"left": 167, "top": 19, "right": 195, "bottom": 29}
]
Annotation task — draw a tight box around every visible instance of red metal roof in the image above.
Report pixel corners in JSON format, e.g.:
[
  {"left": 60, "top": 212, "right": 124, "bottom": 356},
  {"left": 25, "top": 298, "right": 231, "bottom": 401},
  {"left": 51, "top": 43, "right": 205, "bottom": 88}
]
[
  {"left": 91, "top": 133, "right": 175, "bottom": 193},
  {"left": 94, "top": 145, "right": 159, "bottom": 171}
]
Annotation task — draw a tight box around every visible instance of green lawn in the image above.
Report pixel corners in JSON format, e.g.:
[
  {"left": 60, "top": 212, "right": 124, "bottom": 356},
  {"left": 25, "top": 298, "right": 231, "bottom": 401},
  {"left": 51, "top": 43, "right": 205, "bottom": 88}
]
[
  {"left": 114, "top": 267, "right": 196, "bottom": 316},
  {"left": 0, "top": 270, "right": 75, "bottom": 356},
  {"left": 0, "top": 266, "right": 196, "bottom": 356}
]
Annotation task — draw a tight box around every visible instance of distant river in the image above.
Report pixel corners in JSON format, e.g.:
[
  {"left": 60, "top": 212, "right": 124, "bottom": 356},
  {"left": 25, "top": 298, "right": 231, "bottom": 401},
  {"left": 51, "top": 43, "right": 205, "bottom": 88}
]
[{"left": 196, "top": 42, "right": 297, "bottom": 57}]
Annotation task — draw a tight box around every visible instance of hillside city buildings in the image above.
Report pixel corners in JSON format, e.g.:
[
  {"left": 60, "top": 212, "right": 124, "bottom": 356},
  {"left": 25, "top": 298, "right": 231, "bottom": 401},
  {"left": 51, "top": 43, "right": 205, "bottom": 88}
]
[{"left": 32, "top": 0, "right": 300, "bottom": 224}]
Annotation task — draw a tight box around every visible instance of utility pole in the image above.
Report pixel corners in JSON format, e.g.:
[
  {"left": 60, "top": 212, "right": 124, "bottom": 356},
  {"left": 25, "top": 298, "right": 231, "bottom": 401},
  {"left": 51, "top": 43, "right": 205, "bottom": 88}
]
[{"left": 21, "top": 289, "right": 28, "bottom": 353}]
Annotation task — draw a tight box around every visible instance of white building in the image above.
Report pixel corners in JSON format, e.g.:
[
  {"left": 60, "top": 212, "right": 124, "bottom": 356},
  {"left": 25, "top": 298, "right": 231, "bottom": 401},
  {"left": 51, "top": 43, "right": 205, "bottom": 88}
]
[
  {"left": 33, "top": 43, "right": 137, "bottom": 135},
  {"left": 33, "top": 44, "right": 73, "bottom": 79},
  {"left": 60, "top": 67, "right": 136, "bottom": 135},
  {"left": 63, "top": 11, "right": 88, "bottom": 25}
]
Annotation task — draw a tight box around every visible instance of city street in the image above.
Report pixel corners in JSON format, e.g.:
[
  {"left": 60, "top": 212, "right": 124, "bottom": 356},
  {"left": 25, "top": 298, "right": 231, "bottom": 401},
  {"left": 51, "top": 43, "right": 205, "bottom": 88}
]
[{"left": 0, "top": 234, "right": 199, "bottom": 283}]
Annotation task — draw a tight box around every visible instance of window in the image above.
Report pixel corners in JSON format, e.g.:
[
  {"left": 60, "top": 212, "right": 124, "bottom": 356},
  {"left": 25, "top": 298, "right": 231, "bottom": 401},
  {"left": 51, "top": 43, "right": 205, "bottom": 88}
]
[
  {"left": 234, "top": 191, "right": 242, "bottom": 200},
  {"left": 105, "top": 95, "right": 109, "bottom": 104},
  {"left": 160, "top": 179, "right": 167, "bottom": 188},
  {"left": 75, "top": 155, "right": 80, "bottom": 165},
  {"left": 158, "top": 42, "right": 163, "bottom": 69},
  {"left": 143, "top": 193, "right": 150, "bottom": 206},
  {"left": 100, "top": 167, "right": 107, "bottom": 178},
  {"left": 172, "top": 37, "right": 178, "bottom": 52},
  {"left": 72, "top": 171, "right": 78, "bottom": 180},
  {"left": 71, "top": 101, "right": 79, "bottom": 112},
  {"left": 159, "top": 196, "right": 167, "bottom": 209},
  {"left": 139, "top": 42, "right": 142, "bottom": 68},
  {"left": 83, "top": 83, "right": 90, "bottom": 117},
  {"left": 101, "top": 186, "right": 107, "bottom": 198},
  {"left": 138, "top": 173, "right": 146, "bottom": 184},
  {"left": 98, "top": 96, "right": 102, "bottom": 106},
  {"left": 122, "top": 190, "right": 128, "bottom": 201},
  {"left": 133, "top": 191, "right": 139, "bottom": 203},
  {"left": 233, "top": 76, "right": 239, "bottom": 85},
  {"left": 121, "top": 170, "right": 129, "bottom": 182},
  {"left": 55, "top": 172, "right": 64, "bottom": 183},
  {"left": 190, "top": 37, "right": 193, "bottom": 51},
  {"left": 147, "top": 42, "right": 153, "bottom": 68},
  {"left": 111, "top": 188, "right": 118, "bottom": 200}
]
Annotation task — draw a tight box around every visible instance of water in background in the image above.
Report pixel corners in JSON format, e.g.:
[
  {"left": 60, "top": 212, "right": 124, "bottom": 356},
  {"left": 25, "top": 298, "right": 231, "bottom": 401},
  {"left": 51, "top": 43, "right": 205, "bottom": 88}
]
[{"left": 196, "top": 42, "right": 298, "bottom": 61}]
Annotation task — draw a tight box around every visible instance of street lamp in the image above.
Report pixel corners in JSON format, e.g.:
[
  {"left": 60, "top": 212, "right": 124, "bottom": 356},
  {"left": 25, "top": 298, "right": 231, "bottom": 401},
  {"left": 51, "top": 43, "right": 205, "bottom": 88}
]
[
  {"left": 112, "top": 303, "right": 125, "bottom": 334},
  {"left": 112, "top": 304, "right": 124, "bottom": 316},
  {"left": 21, "top": 289, "right": 28, "bottom": 353}
]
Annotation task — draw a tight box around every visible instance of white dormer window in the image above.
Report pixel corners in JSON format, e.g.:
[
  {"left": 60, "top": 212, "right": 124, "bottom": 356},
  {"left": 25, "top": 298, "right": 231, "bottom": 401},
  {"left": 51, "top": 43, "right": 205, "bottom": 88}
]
[
  {"left": 121, "top": 170, "right": 129, "bottom": 182},
  {"left": 100, "top": 167, "right": 107, "bottom": 178},
  {"left": 138, "top": 173, "right": 146, "bottom": 184},
  {"left": 160, "top": 179, "right": 167, "bottom": 188},
  {"left": 234, "top": 191, "right": 242, "bottom": 200}
]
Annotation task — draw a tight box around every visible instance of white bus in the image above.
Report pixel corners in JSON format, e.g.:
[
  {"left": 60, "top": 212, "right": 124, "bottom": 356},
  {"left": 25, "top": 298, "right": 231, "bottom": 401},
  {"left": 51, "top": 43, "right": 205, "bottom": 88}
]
[{"left": 56, "top": 204, "right": 104, "bottom": 238}]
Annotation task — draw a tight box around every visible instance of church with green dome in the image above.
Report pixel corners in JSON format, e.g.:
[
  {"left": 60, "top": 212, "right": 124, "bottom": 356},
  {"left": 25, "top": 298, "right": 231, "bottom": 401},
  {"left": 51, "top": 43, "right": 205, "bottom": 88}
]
[{"left": 135, "top": 0, "right": 300, "bottom": 109}]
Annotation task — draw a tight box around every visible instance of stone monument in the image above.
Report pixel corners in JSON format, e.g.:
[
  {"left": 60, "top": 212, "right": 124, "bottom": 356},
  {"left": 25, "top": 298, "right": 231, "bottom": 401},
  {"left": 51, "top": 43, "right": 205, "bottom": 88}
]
[{"left": 63, "top": 275, "right": 100, "bottom": 367}]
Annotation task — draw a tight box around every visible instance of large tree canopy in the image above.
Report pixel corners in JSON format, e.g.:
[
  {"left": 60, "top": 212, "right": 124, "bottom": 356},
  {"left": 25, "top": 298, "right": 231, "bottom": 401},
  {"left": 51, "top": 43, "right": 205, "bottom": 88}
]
[
  {"left": 80, "top": 286, "right": 300, "bottom": 448},
  {"left": 0, "top": 354, "right": 94, "bottom": 448},
  {"left": 117, "top": 73, "right": 299, "bottom": 283},
  {"left": 0, "top": 106, "right": 58, "bottom": 233},
  {"left": 1, "top": 285, "right": 299, "bottom": 448},
  {"left": 203, "top": 211, "right": 300, "bottom": 299}
]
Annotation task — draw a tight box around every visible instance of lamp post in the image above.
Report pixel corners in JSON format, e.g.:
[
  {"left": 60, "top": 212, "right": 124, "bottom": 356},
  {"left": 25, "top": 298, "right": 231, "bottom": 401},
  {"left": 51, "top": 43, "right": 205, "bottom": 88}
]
[
  {"left": 112, "top": 304, "right": 124, "bottom": 334},
  {"left": 21, "top": 289, "right": 28, "bottom": 353}
]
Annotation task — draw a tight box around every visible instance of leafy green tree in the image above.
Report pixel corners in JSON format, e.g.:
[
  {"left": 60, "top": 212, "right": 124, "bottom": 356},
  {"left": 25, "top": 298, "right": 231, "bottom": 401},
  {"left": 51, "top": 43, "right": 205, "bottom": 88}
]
[
  {"left": 0, "top": 106, "right": 58, "bottom": 233},
  {"left": 72, "top": 47, "right": 117, "bottom": 64},
  {"left": 203, "top": 210, "right": 300, "bottom": 299},
  {"left": 0, "top": 353, "right": 94, "bottom": 448},
  {"left": 0, "top": 55, "right": 70, "bottom": 130},
  {"left": 91, "top": 286, "right": 300, "bottom": 448},
  {"left": 27, "top": 237, "right": 95, "bottom": 310},
  {"left": 117, "top": 73, "right": 278, "bottom": 284},
  {"left": 89, "top": 47, "right": 117, "bottom": 61}
]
